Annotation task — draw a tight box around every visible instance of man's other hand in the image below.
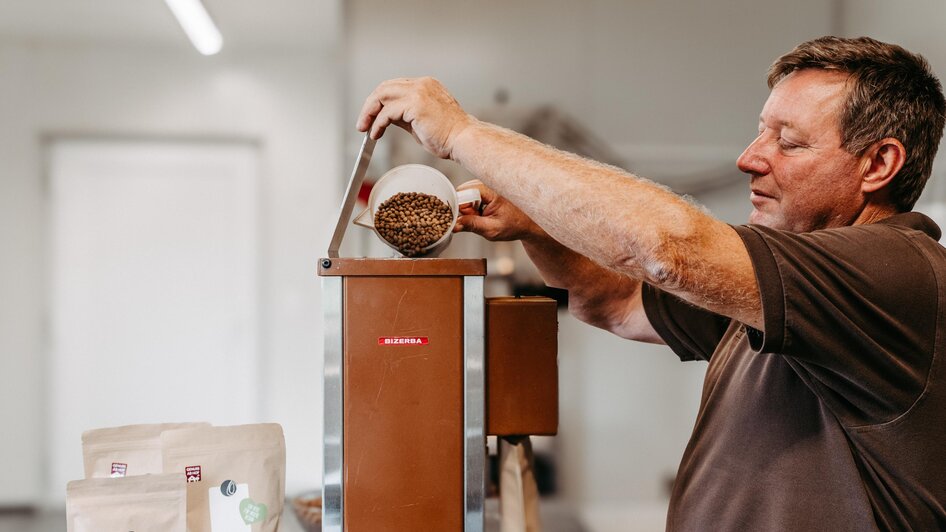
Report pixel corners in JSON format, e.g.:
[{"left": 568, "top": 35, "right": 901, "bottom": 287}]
[
  {"left": 454, "top": 180, "right": 544, "bottom": 242},
  {"left": 357, "top": 77, "right": 474, "bottom": 160}
]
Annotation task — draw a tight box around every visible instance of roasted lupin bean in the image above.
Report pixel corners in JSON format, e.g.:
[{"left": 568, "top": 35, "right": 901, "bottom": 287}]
[{"left": 374, "top": 192, "right": 453, "bottom": 256}]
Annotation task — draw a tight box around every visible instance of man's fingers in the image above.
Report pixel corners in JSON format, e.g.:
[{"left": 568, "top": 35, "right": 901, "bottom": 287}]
[
  {"left": 456, "top": 213, "right": 504, "bottom": 240},
  {"left": 368, "top": 102, "right": 408, "bottom": 140},
  {"left": 369, "top": 113, "right": 391, "bottom": 140},
  {"left": 454, "top": 214, "right": 478, "bottom": 234},
  {"left": 356, "top": 98, "right": 381, "bottom": 132},
  {"left": 357, "top": 80, "right": 413, "bottom": 133}
]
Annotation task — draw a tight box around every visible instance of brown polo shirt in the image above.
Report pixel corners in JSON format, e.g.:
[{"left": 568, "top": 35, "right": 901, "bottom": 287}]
[{"left": 643, "top": 212, "right": 946, "bottom": 531}]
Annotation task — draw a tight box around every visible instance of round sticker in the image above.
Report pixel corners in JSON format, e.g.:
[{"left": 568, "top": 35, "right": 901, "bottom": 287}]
[{"left": 220, "top": 480, "right": 237, "bottom": 497}]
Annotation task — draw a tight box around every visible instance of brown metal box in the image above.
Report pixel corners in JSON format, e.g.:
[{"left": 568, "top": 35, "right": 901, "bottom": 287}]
[
  {"left": 486, "top": 297, "right": 559, "bottom": 436},
  {"left": 321, "top": 258, "right": 484, "bottom": 531}
]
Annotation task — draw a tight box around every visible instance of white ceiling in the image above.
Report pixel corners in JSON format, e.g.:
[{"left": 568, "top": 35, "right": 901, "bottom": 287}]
[{"left": 0, "top": 0, "right": 339, "bottom": 50}]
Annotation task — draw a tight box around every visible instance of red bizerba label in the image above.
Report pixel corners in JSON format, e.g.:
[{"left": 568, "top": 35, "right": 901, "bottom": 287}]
[{"left": 378, "top": 336, "right": 429, "bottom": 346}]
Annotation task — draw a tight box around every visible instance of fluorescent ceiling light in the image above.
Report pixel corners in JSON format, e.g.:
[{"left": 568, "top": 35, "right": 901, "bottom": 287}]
[{"left": 164, "top": 0, "right": 223, "bottom": 55}]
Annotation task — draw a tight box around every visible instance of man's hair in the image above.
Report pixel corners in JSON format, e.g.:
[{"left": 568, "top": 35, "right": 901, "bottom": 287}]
[{"left": 769, "top": 36, "right": 946, "bottom": 212}]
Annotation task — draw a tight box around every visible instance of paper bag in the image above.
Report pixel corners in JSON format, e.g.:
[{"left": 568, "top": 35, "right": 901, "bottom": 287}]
[
  {"left": 499, "top": 435, "right": 542, "bottom": 532},
  {"left": 66, "top": 473, "right": 186, "bottom": 532},
  {"left": 162, "top": 423, "right": 285, "bottom": 532}
]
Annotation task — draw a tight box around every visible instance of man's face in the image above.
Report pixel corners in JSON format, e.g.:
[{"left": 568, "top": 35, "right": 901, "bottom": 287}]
[{"left": 737, "top": 69, "right": 864, "bottom": 232}]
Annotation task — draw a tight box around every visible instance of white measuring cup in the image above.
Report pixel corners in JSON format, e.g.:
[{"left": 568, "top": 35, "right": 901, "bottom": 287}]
[{"left": 354, "top": 164, "right": 481, "bottom": 257}]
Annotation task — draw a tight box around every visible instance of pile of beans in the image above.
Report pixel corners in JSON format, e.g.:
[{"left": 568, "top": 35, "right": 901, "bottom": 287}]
[{"left": 374, "top": 192, "right": 453, "bottom": 256}]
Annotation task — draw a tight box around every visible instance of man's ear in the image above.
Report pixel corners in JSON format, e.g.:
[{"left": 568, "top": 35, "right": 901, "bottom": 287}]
[{"left": 860, "top": 138, "right": 906, "bottom": 194}]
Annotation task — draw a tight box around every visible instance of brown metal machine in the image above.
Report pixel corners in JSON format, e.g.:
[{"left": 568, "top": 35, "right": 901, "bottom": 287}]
[{"left": 320, "top": 135, "right": 558, "bottom": 531}]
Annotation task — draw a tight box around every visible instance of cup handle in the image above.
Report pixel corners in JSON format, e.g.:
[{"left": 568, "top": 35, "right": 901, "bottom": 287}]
[
  {"left": 353, "top": 207, "right": 374, "bottom": 228},
  {"left": 456, "top": 188, "right": 482, "bottom": 212}
]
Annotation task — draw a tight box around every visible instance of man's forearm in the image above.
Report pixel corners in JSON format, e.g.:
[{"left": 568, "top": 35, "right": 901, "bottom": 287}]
[
  {"left": 520, "top": 230, "right": 653, "bottom": 340},
  {"left": 452, "top": 120, "right": 692, "bottom": 283},
  {"left": 358, "top": 77, "right": 761, "bottom": 328},
  {"left": 451, "top": 119, "right": 761, "bottom": 329}
]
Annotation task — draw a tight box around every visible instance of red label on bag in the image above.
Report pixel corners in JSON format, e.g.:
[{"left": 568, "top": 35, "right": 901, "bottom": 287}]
[
  {"left": 110, "top": 463, "right": 127, "bottom": 477},
  {"left": 185, "top": 465, "right": 201, "bottom": 482},
  {"left": 378, "top": 336, "right": 429, "bottom": 346}
]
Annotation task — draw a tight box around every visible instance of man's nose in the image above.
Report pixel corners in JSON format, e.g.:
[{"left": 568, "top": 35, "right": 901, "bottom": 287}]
[{"left": 737, "top": 136, "right": 770, "bottom": 176}]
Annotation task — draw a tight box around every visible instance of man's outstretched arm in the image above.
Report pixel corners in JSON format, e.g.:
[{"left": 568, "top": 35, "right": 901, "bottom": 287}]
[{"left": 359, "top": 77, "right": 761, "bottom": 329}]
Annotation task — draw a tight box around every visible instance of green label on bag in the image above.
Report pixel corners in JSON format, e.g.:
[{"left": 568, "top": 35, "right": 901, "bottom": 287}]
[{"left": 239, "top": 498, "right": 268, "bottom": 524}]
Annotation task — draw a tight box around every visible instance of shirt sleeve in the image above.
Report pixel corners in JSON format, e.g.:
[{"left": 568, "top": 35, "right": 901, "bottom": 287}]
[
  {"left": 642, "top": 282, "right": 731, "bottom": 362},
  {"left": 732, "top": 221, "right": 939, "bottom": 424}
]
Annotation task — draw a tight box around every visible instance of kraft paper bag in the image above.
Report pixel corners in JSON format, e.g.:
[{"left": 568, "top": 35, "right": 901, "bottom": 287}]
[
  {"left": 162, "top": 423, "right": 286, "bottom": 532},
  {"left": 82, "top": 422, "right": 210, "bottom": 479},
  {"left": 499, "top": 436, "right": 542, "bottom": 532},
  {"left": 66, "top": 473, "right": 186, "bottom": 532}
]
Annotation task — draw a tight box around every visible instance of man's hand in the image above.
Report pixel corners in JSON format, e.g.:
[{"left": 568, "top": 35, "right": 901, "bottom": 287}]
[
  {"left": 453, "top": 180, "right": 544, "bottom": 242},
  {"left": 357, "top": 77, "right": 474, "bottom": 160}
]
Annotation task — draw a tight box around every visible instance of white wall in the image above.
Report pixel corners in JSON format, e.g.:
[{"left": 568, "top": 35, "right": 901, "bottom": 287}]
[
  {"left": 346, "top": 0, "right": 836, "bottom": 515},
  {"left": 346, "top": 0, "right": 839, "bottom": 165},
  {"left": 840, "top": 0, "right": 946, "bottom": 72},
  {"left": 0, "top": 42, "right": 342, "bottom": 503},
  {"left": 839, "top": 0, "right": 946, "bottom": 220}
]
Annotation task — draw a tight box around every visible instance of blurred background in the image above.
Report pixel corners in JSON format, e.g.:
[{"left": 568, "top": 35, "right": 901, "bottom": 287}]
[{"left": 2, "top": 0, "right": 946, "bottom": 530}]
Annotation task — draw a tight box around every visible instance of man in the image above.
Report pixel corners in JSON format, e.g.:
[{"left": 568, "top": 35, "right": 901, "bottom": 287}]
[{"left": 357, "top": 36, "right": 946, "bottom": 530}]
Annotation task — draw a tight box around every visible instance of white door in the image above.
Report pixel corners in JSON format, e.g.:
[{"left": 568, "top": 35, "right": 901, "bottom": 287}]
[{"left": 47, "top": 139, "right": 260, "bottom": 500}]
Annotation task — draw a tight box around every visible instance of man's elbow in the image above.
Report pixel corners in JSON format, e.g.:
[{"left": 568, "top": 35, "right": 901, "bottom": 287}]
[
  {"left": 567, "top": 297, "right": 659, "bottom": 343},
  {"left": 607, "top": 222, "right": 695, "bottom": 293}
]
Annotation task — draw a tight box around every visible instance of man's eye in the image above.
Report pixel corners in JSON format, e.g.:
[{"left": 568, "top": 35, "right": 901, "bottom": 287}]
[{"left": 777, "top": 139, "right": 800, "bottom": 150}]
